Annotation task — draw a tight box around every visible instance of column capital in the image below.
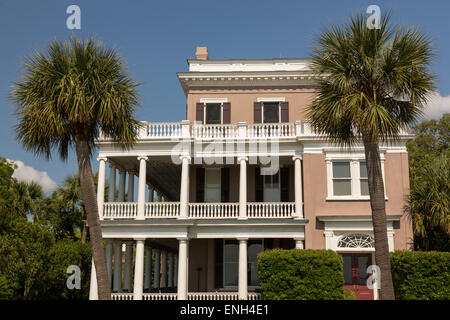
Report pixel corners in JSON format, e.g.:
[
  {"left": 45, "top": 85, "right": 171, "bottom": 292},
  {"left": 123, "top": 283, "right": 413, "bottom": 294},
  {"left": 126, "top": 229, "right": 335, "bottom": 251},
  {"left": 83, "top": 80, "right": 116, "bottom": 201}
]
[
  {"left": 292, "top": 155, "right": 302, "bottom": 161},
  {"left": 97, "top": 156, "right": 108, "bottom": 162},
  {"left": 180, "top": 154, "right": 191, "bottom": 162},
  {"left": 237, "top": 156, "right": 248, "bottom": 163},
  {"left": 128, "top": 169, "right": 138, "bottom": 175},
  {"left": 133, "top": 237, "right": 146, "bottom": 242},
  {"left": 236, "top": 237, "right": 248, "bottom": 241},
  {"left": 118, "top": 168, "right": 127, "bottom": 174},
  {"left": 108, "top": 161, "right": 117, "bottom": 169},
  {"left": 177, "top": 237, "right": 190, "bottom": 242},
  {"left": 137, "top": 156, "right": 149, "bottom": 161}
]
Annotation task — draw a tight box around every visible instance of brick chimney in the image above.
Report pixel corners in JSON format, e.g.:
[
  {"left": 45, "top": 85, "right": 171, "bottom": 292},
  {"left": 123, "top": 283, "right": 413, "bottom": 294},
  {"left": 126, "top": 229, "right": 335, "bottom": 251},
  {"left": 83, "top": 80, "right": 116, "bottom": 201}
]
[{"left": 195, "top": 46, "right": 209, "bottom": 60}]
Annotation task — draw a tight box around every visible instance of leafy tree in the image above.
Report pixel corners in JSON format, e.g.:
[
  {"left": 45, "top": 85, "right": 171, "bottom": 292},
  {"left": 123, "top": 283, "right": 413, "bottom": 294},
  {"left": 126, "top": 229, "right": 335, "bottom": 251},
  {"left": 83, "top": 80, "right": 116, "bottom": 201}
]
[
  {"left": 307, "top": 13, "right": 434, "bottom": 299},
  {"left": 406, "top": 114, "right": 449, "bottom": 251},
  {"left": 11, "top": 38, "right": 140, "bottom": 299}
]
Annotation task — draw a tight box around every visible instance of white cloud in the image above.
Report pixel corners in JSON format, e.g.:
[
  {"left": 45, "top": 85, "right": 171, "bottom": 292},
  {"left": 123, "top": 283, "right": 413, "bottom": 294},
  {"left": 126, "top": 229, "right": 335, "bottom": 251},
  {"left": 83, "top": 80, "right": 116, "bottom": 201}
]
[
  {"left": 9, "top": 159, "right": 58, "bottom": 193},
  {"left": 422, "top": 92, "right": 450, "bottom": 120}
]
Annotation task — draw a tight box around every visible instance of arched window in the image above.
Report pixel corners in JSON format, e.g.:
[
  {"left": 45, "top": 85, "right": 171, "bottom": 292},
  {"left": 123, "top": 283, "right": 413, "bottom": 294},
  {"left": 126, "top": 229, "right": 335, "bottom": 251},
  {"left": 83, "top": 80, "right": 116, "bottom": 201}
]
[{"left": 337, "top": 234, "right": 374, "bottom": 248}]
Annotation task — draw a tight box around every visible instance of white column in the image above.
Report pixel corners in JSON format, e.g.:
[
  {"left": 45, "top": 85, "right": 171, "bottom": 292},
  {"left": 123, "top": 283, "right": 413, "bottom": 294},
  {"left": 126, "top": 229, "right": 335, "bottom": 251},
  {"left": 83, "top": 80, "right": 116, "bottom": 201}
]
[
  {"left": 97, "top": 157, "right": 107, "bottom": 218},
  {"left": 137, "top": 156, "right": 148, "bottom": 220},
  {"left": 117, "top": 169, "right": 126, "bottom": 202},
  {"left": 144, "top": 247, "right": 152, "bottom": 291},
  {"left": 133, "top": 239, "right": 145, "bottom": 300},
  {"left": 238, "top": 157, "right": 248, "bottom": 220},
  {"left": 177, "top": 238, "right": 189, "bottom": 300},
  {"left": 174, "top": 255, "right": 178, "bottom": 287},
  {"left": 89, "top": 258, "right": 98, "bottom": 300},
  {"left": 293, "top": 156, "right": 303, "bottom": 219},
  {"left": 127, "top": 170, "right": 135, "bottom": 202},
  {"left": 238, "top": 238, "right": 248, "bottom": 300},
  {"left": 294, "top": 238, "right": 304, "bottom": 249},
  {"left": 153, "top": 249, "right": 160, "bottom": 289},
  {"left": 123, "top": 242, "right": 133, "bottom": 292},
  {"left": 168, "top": 253, "right": 174, "bottom": 287},
  {"left": 148, "top": 185, "right": 154, "bottom": 202},
  {"left": 108, "top": 163, "right": 116, "bottom": 202},
  {"left": 105, "top": 240, "right": 113, "bottom": 286},
  {"left": 113, "top": 241, "right": 122, "bottom": 292},
  {"left": 179, "top": 155, "right": 190, "bottom": 219},
  {"left": 161, "top": 251, "right": 167, "bottom": 288}
]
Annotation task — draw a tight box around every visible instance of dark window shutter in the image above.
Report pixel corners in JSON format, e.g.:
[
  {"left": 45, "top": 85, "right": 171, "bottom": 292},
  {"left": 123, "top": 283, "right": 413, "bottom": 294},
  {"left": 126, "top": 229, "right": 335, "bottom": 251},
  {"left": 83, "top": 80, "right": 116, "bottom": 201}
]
[
  {"left": 221, "top": 167, "right": 230, "bottom": 202},
  {"left": 196, "top": 168, "right": 205, "bottom": 202},
  {"left": 255, "top": 167, "right": 264, "bottom": 202},
  {"left": 254, "top": 102, "right": 262, "bottom": 123},
  {"left": 222, "top": 103, "right": 231, "bottom": 124},
  {"left": 214, "top": 239, "right": 223, "bottom": 289},
  {"left": 280, "top": 167, "right": 289, "bottom": 202},
  {"left": 280, "top": 102, "right": 289, "bottom": 122},
  {"left": 196, "top": 103, "right": 204, "bottom": 124}
]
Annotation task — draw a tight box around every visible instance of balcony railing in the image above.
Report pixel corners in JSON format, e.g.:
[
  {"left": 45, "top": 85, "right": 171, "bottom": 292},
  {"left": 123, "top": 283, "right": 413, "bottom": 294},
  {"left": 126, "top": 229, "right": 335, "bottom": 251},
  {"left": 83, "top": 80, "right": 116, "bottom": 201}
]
[
  {"left": 145, "top": 202, "right": 180, "bottom": 218},
  {"left": 189, "top": 203, "right": 239, "bottom": 219},
  {"left": 111, "top": 292, "right": 261, "bottom": 300},
  {"left": 247, "top": 202, "right": 295, "bottom": 218},
  {"left": 103, "top": 202, "right": 138, "bottom": 219},
  {"left": 102, "top": 202, "right": 295, "bottom": 220},
  {"left": 98, "top": 120, "right": 412, "bottom": 142}
]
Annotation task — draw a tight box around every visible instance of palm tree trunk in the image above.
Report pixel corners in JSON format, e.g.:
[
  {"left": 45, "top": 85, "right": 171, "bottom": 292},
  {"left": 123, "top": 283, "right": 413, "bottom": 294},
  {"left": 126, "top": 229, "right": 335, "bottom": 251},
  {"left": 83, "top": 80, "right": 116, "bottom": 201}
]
[
  {"left": 363, "top": 137, "right": 395, "bottom": 300},
  {"left": 74, "top": 135, "right": 111, "bottom": 300}
]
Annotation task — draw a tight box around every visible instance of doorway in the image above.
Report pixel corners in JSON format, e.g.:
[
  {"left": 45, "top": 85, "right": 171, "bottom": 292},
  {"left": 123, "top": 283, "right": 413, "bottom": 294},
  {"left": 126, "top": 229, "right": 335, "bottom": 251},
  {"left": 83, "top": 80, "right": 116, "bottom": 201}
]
[{"left": 341, "top": 253, "right": 374, "bottom": 300}]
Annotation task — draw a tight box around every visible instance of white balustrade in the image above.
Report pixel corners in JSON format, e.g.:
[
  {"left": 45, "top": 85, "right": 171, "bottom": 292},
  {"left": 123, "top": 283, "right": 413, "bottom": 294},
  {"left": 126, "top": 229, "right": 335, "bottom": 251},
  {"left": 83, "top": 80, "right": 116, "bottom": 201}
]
[
  {"left": 192, "top": 124, "right": 238, "bottom": 139},
  {"left": 246, "top": 202, "right": 295, "bottom": 218},
  {"left": 112, "top": 292, "right": 261, "bottom": 300},
  {"left": 145, "top": 122, "right": 182, "bottom": 138},
  {"left": 145, "top": 202, "right": 180, "bottom": 218},
  {"left": 103, "top": 202, "right": 138, "bottom": 218},
  {"left": 189, "top": 203, "right": 239, "bottom": 219},
  {"left": 247, "top": 123, "right": 295, "bottom": 138}
]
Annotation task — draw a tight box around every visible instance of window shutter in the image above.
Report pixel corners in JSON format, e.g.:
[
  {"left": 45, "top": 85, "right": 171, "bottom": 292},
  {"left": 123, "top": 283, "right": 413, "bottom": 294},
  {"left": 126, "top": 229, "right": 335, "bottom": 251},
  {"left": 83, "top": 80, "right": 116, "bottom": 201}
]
[
  {"left": 196, "top": 103, "right": 204, "bottom": 124},
  {"left": 280, "top": 102, "right": 289, "bottom": 122},
  {"left": 222, "top": 103, "right": 231, "bottom": 124},
  {"left": 254, "top": 102, "right": 262, "bottom": 123},
  {"left": 214, "top": 239, "right": 223, "bottom": 289},
  {"left": 221, "top": 167, "right": 230, "bottom": 202},
  {"left": 255, "top": 167, "right": 264, "bottom": 202},
  {"left": 280, "top": 167, "right": 289, "bottom": 202},
  {"left": 196, "top": 167, "right": 205, "bottom": 202}
]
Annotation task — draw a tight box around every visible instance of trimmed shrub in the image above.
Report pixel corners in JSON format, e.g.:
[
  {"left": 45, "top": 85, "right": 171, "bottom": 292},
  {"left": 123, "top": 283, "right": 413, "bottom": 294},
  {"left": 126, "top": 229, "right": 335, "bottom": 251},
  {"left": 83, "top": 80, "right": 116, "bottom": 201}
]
[
  {"left": 391, "top": 251, "right": 450, "bottom": 300},
  {"left": 257, "top": 249, "right": 345, "bottom": 300}
]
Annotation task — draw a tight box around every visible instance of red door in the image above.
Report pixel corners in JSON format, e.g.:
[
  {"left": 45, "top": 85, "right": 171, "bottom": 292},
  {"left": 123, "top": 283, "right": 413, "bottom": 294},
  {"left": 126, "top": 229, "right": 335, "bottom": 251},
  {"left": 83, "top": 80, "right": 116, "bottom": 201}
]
[{"left": 342, "top": 253, "right": 374, "bottom": 300}]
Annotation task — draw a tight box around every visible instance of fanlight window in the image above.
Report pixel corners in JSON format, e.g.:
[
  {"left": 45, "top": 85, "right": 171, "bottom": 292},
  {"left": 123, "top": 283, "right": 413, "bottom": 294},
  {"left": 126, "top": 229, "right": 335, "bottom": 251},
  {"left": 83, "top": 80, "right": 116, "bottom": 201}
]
[{"left": 337, "top": 234, "right": 375, "bottom": 248}]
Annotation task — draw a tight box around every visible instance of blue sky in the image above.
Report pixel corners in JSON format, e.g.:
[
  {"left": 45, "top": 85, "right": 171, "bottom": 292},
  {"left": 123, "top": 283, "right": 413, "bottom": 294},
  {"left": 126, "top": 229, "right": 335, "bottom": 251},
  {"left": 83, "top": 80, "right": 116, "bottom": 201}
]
[{"left": 1, "top": 0, "right": 449, "bottom": 191}]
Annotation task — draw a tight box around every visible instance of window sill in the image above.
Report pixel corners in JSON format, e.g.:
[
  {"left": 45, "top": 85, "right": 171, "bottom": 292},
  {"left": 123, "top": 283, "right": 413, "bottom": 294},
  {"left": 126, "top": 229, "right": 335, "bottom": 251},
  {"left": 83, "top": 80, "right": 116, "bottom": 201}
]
[{"left": 326, "top": 196, "right": 388, "bottom": 201}]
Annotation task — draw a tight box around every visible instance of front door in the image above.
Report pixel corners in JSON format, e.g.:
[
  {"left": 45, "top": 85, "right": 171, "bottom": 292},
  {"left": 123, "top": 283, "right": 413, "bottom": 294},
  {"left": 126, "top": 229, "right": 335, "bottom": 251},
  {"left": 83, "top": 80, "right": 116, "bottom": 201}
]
[{"left": 341, "top": 253, "right": 374, "bottom": 300}]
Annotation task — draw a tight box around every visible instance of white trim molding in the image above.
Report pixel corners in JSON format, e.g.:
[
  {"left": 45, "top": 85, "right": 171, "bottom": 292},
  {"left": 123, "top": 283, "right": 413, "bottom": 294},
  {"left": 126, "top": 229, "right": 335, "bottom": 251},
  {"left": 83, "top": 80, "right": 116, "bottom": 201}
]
[
  {"left": 257, "top": 97, "right": 286, "bottom": 102},
  {"left": 318, "top": 215, "right": 399, "bottom": 252}
]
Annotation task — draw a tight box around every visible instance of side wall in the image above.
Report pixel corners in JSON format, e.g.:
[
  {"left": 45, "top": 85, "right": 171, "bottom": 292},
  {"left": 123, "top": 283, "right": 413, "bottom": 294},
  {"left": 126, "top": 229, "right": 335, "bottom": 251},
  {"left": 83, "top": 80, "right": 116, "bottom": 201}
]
[{"left": 303, "top": 153, "right": 413, "bottom": 250}]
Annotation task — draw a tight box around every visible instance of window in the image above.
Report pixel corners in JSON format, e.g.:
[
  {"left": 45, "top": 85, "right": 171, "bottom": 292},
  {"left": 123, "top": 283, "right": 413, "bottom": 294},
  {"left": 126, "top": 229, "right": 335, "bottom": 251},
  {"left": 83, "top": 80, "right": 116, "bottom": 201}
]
[
  {"left": 205, "top": 168, "right": 221, "bottom": 202},
  {"left": 327, "top": 158, "right": 385, "bottom": 200},
  {"left": 262, "top": 102, "right": 279, "bottom": 123},
  {"left": 332, "top": 162, "right": 351, "bottom": 196},
  {"left": 223, "top": 239, "right": 264, "bottom": 288},
  {"left": 223, "top": 240, "right": 239, "bottom": 287},
  {"left": 359, "top": 161, "right": 369, "bottom": 196},
  {"left": 205, "top": 103, "right": 221, "bottom": 124},
  {"left": 263, "top": 172, "right": 280, "bottom": 201}
]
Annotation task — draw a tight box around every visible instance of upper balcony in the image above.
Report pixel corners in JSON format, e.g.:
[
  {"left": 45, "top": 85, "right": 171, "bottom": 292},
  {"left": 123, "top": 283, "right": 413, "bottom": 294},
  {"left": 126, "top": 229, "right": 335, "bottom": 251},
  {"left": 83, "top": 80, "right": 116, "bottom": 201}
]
[{"left": 97, "top": 120, "right": 413, "bottom": 143}]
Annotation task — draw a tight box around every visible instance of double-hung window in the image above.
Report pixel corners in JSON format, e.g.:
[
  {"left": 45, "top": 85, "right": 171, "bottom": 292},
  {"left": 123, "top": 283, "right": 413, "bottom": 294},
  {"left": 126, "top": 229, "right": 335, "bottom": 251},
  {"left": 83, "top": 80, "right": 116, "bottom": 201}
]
[
  {"left": 327, "top": 158, "right": 385, "bottom": 200},
  {"left": 332, "top": 162, "right": 352, "bottom": 196}
]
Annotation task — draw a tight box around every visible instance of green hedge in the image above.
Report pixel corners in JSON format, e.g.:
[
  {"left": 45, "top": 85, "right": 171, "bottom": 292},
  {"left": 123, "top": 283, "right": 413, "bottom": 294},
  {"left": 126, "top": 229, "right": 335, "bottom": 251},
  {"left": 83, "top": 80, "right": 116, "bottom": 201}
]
[
  {"left": 391, "top": 251, "right": 450, "bottom": 300},
  {"left": 257, "top": 249, "right": 345, "bottom": 300}
]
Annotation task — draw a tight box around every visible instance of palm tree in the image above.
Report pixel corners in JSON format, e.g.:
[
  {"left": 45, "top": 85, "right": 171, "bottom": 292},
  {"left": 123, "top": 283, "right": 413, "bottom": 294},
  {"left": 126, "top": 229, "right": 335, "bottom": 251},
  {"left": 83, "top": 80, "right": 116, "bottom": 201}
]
[
  {"left": 11, "top": 38, "right": 140, "bottom": 300},
  {"left": 307, "top": 13, "right": 434, "bottom": 299}
]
